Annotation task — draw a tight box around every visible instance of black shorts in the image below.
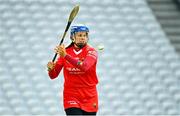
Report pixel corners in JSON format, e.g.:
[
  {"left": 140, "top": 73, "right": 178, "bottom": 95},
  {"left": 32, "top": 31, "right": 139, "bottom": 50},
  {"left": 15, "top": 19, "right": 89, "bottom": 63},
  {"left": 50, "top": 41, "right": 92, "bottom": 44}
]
[{"left": 65, "top": 107, "right": 97, "bottom": 115}]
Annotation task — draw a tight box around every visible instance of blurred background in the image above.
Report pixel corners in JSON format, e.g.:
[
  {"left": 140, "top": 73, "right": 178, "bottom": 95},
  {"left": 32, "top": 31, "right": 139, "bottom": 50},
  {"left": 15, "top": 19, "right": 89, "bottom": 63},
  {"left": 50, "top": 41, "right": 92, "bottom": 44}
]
[{"left": 0, "top": 0, "right": 180, "bottom": 115}]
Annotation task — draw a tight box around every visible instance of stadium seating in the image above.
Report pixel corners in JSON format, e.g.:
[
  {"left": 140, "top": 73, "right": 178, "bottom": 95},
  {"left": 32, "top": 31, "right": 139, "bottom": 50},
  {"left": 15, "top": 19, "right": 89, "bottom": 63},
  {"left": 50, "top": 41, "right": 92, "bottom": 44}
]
[{"left": 0, "top": 0, "right": 180, "bottom": 115}]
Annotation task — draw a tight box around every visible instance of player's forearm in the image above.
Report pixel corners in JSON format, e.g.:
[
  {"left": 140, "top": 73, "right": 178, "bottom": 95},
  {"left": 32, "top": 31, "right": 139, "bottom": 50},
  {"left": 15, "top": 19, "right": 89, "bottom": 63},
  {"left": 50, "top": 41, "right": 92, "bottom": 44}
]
[
  {"left": 48, "top": 69, "right": 58, "bottom": 79},
  {"left": 65, "top": 54, "right": 95, "bottom": 71},
  {"left": 48, "top": 64, "right": 63, "bottom": 79}
]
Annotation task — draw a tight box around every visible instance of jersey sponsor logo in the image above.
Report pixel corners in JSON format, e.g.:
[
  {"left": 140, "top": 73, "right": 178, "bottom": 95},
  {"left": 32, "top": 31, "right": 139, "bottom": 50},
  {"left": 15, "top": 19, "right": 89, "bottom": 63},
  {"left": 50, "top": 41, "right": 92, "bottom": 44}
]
[
  {"left": 67, "top": 100, "right": 78, "bottom": 105},
  {"left": 65, "top": 57, "right": 85, "bottom": 74},
  {"left": 66, "top": 67, "right": 85, "bottom": 74},
  {"left": 66, "top": 67, "right": 81, "bottom": 71}
]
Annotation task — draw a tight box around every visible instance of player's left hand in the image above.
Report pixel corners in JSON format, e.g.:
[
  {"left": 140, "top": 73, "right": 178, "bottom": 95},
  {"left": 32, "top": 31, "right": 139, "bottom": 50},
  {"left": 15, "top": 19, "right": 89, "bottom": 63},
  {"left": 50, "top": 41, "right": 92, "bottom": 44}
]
[{"left": 54, "top": 44, "right": 67, "bottom": 57}]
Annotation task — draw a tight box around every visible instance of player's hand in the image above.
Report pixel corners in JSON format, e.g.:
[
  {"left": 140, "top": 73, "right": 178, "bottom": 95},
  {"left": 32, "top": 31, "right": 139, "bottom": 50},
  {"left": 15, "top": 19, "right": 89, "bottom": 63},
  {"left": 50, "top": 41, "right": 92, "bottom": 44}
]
[
  {"left": 54, "top": 44, "right": 67, "bottom": 57},
  {"left": 47, "top": 61, "right": 55, "bottom": 71}
]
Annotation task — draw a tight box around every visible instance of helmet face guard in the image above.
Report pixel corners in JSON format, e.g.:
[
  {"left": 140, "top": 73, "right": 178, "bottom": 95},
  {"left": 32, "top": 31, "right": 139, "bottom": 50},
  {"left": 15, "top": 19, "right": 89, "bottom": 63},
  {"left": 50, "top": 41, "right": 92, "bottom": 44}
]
[
  {"left": 70, "top": 25, "right": 89, "bottom": 48},
  {"left": 70, "top": 25, "right": 89, "bottom": 40}
]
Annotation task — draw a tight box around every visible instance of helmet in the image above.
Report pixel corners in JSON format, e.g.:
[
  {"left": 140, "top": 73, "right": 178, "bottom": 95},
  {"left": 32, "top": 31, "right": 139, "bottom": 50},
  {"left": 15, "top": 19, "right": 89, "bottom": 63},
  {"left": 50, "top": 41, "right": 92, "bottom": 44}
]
[
  {"left": 70, "top": 24, "right": 89, "bottom": 40},
  {"left": 70, "top": 26, "right": 78, "bottom": 37}
]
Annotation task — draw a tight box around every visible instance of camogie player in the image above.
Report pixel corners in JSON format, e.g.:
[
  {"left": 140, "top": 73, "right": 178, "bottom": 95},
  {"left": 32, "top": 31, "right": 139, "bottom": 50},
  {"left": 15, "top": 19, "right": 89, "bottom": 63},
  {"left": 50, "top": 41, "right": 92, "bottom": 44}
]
[{"left": 47, "top": 25, "right": 99, "bottom": 115}]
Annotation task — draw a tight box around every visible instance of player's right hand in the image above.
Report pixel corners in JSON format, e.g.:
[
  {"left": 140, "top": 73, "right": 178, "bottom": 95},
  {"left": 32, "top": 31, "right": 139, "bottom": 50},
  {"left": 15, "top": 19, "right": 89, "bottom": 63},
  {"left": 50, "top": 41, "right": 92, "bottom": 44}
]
[{"left": 47, "top": 61, "right": 55, "bottom": 71}]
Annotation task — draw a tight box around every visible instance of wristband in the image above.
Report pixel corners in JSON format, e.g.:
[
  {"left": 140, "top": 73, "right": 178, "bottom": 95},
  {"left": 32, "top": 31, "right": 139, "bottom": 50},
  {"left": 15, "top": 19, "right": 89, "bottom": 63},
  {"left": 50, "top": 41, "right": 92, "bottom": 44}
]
[{"left": 77, "top": 61, "right": 82, "bottom": 66}]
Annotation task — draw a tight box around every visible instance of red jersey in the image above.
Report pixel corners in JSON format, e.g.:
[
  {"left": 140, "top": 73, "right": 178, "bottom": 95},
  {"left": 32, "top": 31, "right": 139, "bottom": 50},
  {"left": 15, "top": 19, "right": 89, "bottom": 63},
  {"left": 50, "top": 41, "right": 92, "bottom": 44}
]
[{"left": 48, "top": 44, "right": 98, "bottom": 112}]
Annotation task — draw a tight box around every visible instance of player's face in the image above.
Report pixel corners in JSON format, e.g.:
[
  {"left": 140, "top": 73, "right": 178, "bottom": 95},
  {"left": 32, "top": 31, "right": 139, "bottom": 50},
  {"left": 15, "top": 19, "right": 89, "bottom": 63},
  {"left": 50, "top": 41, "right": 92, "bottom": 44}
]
[{"left": 74, "top": 32, "right": 88, "bottom": 48}]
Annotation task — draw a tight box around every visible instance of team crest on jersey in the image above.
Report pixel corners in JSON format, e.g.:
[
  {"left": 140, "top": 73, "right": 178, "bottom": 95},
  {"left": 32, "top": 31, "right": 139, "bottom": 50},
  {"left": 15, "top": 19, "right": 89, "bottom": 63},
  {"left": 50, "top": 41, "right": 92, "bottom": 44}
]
[{"left": 93, "top": 103, "right": 97, "bottom": 108}]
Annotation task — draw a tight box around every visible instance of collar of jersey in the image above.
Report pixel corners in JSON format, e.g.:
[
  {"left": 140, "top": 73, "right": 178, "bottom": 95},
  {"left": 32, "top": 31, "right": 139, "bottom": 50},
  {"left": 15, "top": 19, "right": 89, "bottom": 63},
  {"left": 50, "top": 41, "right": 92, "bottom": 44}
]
[{"left": 73, "top": 49, "right": 82, "bottom": 55}]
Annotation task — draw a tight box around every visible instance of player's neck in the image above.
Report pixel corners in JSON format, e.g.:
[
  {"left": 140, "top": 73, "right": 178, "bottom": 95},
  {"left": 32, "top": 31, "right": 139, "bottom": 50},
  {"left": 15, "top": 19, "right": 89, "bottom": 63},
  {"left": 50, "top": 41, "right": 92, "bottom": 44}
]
[
  {"left": 73, "top": 44, "right": 87, "bottom": 51},
  {"left": 74, "top": 44, "right": 81, "bottom": 51}
]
